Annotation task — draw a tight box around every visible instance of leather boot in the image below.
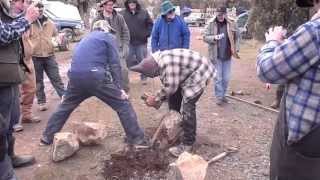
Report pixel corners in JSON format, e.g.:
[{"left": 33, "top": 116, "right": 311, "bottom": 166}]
[
  {"left": 270, "top": 100, "right": 280, "bottom": 109},
  {"left": 7, "top": 136, "right": 35, "bottom": 168}
]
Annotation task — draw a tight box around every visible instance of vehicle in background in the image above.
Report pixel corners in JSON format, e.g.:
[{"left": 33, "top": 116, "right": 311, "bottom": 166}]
[
  {"left": 184, "top": 12, "right": 206, "bottom": 27},
  {"left": 237, "top": 11, "right": 251, "bottom": 39},
  {"left": 52, "top": 32, "right": 70, "bottom": 51},
  {"left": 43, "top": 1, "right": 85, "bottom": 42}
]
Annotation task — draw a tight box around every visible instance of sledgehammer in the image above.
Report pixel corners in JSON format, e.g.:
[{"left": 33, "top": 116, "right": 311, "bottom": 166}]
[{"left": 140, "top": 93, "right": 166, "bottom": 148}]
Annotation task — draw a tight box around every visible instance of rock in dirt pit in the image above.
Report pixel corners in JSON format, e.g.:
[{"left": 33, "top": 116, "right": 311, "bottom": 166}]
[{"left": 103, "top": 148, "right": 170, "bottom": 180}]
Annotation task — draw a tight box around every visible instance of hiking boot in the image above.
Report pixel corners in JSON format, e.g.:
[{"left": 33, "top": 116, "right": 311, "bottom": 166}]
[
  {"left": 11, "top": 155, "right": 35, "bottom": 168},
  {"left": 126, "top": 136, "right": 150, "bottom": 149},
  {"left": 39, "top": 136, "right": 52, "bottom": 146},
  {"left": 8, "top": 136, "right": 35, "bottom": 168},
  {"left": 216, "top": 99, "right": 223, "bottom": 106},
  {"left": 270, "top": 101, "right": 280, "bottom": 109},
  {"left": 39, "top": 104, "right": 48, "bottom": 111},
  {"left": 222, "top": 97, "right": 229, "bottom": 103},
  {"left": 21, "top": 116, "right": 41, "bottom": 124},
  {"left": 13, "top": 124, "right": 24, "bottom": 132},
  {"left": 169, "top": 144, "right": 192, "bottom": 157}
]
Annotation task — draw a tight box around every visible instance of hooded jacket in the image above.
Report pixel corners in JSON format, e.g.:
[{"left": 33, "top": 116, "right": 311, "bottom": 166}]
[
  {"left": 121, "top": 0, "right": 153, "bottom": 45},
  {"left": 92, "top": 10, "right": 130, "bottom": 51},
  {"left": 151, "top": 15, "right": 190, "bottom": 53}
]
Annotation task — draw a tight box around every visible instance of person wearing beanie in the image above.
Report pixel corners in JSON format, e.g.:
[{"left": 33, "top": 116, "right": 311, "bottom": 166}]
[
  {"left": 257, "top": 0, "right": 320, "bottom": 179},
  {"left": 151, "top": 0, "right": 190, "bottom": 53}
]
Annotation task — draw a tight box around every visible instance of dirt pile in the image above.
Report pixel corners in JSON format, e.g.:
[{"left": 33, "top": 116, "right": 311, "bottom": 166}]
[{"left": 103, "top": 148, "right": 170, "bottom": 180}]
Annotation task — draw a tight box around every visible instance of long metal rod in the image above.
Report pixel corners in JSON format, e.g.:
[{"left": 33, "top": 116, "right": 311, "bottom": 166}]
[{"left": 226, "top": 95, "right": 279, "bottom": 114}]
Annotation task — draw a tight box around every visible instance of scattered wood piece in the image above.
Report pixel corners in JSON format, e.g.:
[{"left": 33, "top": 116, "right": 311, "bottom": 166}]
[
  {"left": 208, "top": 152, "right": 228, "bottom": 164},
  {"left": 230, "top": 90, "right": 251, "bottom": 96},
  {"left": 226, "top": 95, "right": 279, "bottom": 114},
  {"left": 208, "top": 146, "right": 239, "bottom": 164}
]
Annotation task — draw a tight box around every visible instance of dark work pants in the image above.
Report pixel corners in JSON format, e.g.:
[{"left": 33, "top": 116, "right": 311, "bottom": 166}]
[
  {"left": 33, "top": 56, "right": 65, "bottom": 104},
  {"left": 0, "top": 86, "right": 16, "bottom": 180},
  {"left": 270, "top": 98, "right": 320, "bottom": 180},
  {"left": 168, "top": 88, "right": 203, "bottom": 145},
  {"left": 43, "top": 71, "right": 144, "bottom": 144},
  {"left": 276, "top": 85, "right": 285, "bottom": 103}
]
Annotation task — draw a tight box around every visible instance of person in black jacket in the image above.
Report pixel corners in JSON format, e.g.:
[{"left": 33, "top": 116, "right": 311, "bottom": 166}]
[{"left": 122, "top": 0, "right": 153, "bottom": 83}]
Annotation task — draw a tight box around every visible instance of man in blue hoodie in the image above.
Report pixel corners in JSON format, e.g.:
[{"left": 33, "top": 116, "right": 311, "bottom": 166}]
[
  {"left": 40, "top": 20, "right": 148, "bottom": 147},
  {"left": 151, "top": 0, "right": 190, "bottom": 53}
]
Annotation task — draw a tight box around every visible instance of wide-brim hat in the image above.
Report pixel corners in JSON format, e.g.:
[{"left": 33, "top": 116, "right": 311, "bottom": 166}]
[
  {"left": 296, "top": 0, "right": 313, "bottom": 7},
  {"left": 160, "top": 1, "right": 175, "bottom": 16},
  {"left": 99, "top": 0, "right": 116, "bottom": 7}
]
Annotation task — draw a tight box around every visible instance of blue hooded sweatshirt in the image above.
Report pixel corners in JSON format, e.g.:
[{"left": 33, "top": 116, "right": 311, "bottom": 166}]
[
  {"left": 151, "top": 15, "right": 190, "bottom": 53},
  {"left": 69, "top": 31, "right": 122, "bottom": 88}
]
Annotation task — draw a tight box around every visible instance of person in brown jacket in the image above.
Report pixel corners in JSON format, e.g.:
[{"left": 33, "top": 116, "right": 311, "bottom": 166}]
[
  {"left": 30, "top": 2, "right": 65, "bottom": 111},
  {"left": 12, "top": 0, "right": 41, "bottom": 133}
]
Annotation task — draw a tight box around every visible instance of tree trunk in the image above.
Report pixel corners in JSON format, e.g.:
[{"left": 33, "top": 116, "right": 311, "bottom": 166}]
[{"left": 249, "top": 0, "right": 309, "bottom": 41}]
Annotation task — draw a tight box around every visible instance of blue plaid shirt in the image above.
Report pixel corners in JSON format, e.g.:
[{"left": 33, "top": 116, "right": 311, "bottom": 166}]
[
  {"left": 257, "top": 19, "right": 320, "bottom": 144},
  {"left": 0, "top": 17, "right": 30, "bottom": 45}
]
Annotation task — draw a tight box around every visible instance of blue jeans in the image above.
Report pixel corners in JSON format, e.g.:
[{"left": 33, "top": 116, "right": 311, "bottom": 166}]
[
  {"left": 0, "top": 86, "right": 16, "bottom": 179},
  {"left": 214, "top": 59, "right": 231, "bottom": 99},
  {"left": 33, "top": 56, "right": 65, "bottom": 104},
  {"left": 127, "top": 44, "right": 147, "bottom": 80},
  {"left": 43, "top": 70, "right": 144, "bottom": 144}
]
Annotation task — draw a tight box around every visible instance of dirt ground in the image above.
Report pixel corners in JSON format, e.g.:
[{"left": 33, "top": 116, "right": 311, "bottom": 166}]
[{"left": 14, "top": 27, "right": 278, "bottom": 180}]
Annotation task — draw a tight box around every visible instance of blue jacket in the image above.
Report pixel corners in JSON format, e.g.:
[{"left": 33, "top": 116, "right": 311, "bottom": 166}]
[
  {"left": 69, "top": 31, "right": 122, "bottom": 88},
  {"left": 151, "top": 15, "right": 190, "bottom": 52}
]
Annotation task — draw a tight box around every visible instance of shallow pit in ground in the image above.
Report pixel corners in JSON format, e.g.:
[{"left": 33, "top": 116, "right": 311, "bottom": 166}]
[{"left": 103, "top": 148, "right": 170, "bottom": 180}]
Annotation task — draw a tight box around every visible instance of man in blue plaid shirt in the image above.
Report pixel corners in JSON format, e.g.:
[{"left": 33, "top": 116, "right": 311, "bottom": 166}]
[{"left": 257, "top": 0, "right": 320, "bottom": 179}]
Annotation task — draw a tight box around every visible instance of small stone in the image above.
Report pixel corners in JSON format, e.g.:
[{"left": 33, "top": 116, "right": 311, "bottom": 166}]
[
  {"left": 52, "top": 132, "right": 79, "bottom": 162},
  {"left": 74, "top": 122, "right": 107, "bottom": 146}
]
